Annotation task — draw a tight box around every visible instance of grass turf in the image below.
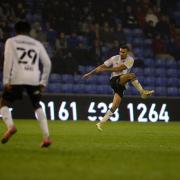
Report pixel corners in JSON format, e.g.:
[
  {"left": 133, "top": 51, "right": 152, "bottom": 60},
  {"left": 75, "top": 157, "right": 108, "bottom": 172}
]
[{"left": 0, "top": 120, "right": 180, "bottom": 180}]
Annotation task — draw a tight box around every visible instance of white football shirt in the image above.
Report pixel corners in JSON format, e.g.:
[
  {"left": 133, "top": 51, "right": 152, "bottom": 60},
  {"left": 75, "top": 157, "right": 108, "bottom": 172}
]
[
  {"left": 3, "top": 35, "right": 51, "bottom": 86},
  {"left": 104, "top": 54, "right": 134, "bottom": 79}
]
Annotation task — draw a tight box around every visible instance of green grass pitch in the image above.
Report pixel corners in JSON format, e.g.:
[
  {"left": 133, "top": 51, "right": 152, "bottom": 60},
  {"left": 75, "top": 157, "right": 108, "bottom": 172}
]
[{"left": 0, "top": 120, "right": 180, "bottom": 180}]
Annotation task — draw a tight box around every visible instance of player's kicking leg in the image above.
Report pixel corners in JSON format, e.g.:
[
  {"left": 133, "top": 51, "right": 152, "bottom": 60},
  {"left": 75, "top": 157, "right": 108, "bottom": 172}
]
[
  {"left": 35, "top": 107, "right": 52, "bottom": 148},
  {"left": 0, "top": 104, "right": 17, "bottom": 144},
  {"left": 130, "top": 74, "right": 154, "bottom": 99},
  {"left": 40, "top": 137, "right": 52, "bottom": 148},
  {"left": 96, "top": 109, "right": 114, "bottom": 132},
  {"left": 96, "top": 94, "right": 120, "bottom": 131},
  {"left": 141, "top": 90, "right": 154, "bottom": 99},
  {"left": 1, "top": 125, "right": 17, "bottom": 144},
  {"left": 96, "top": 122, "right": 103, "bottom": 131},
  {"left": 30, "top": 87, "right": 52, "bottom": 148}
]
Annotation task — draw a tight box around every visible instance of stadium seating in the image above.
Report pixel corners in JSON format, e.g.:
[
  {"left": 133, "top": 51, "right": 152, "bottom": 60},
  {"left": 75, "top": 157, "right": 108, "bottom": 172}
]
[
  {"left": 165, "top": 60, "right": 177, "bottom": 69},
  {"left": 1, "top": 0, "right": 179, "bottom": 97},
  {"left": 143, "top": 58, "right": 155, "bottom": 68},
  {"left": 155, "top": 59, "right": 166, "bottom": 68},
  {"left": 73, "top": 74, "right": 85, "bottom": 84},
  {"left": 132, "top": 38, "right": 143, "bottom": 47},
  {"left": 166, "top": 69, "right": 178, "bottom": 78},
  {"left": 60, "top": 84, "right": 73, "bottom": 94},
  {"left": 155, "top": 87, "right": 167, "bottom": 96},
  {"left": 144, "top": 68, "right": 155, "bottom": 76},
  {"left": 96, "top": 85, "right": 111, "bottom": 94},
  {"left": 84, "top": 76, "right": 98, "bottom": 84},
  {"left": 143, "top": 77, "right": 155, "bottom": 86},
  {"left": 167, "top": 87, "right": 178, "bottom": 96},
  {"left": 96, "top": 75, "right": 109, "bottom": 85},
  {"left": 47, "top": 83, "right": 62, "bottom": 93},
  {"left": 47, "top": 62, "right": 180, "bottom": 96},
  {"left": 0, "top": 82, "right": 3, "bottom": 91},
  {"left": 143, "top": 48, "right": 154, "bottom": 58},
  {"left": 173, "top": 11, "right": 180, "bottom": 26},
  {"left": 61, "top": 74, "right": 74, "bottom": 83},
  {"left": 143, "top": 39, "right": 153, "bottom": 48},
  {"left": 78, "top": 65, "right": 87, "bottom": 74},
  {"left": 155, "top": 77, "right": 167, "bottom": 87},
  {"left": 49, "top": 74, "right": 62, "bottom": 83},
  {"left": 155, "top": 68, "right": 166, "bottom": 77},
  {"left": 132, "top": 67, "right": 144, "bottom": 77},
  {"left": 84, "top": 85, "right": 97, "bottom": 94},
  {"left": 132, "top": 28, "right": 144, "bottom": 38},
  {"left": 167, "top": 78, "right": 178, "bottom": 87},
  {"left": 73, "top": 84, "right": 85, "bottom": 94},
  {"left": 133, "top": 47, "right": 144, "bottom": 58}
]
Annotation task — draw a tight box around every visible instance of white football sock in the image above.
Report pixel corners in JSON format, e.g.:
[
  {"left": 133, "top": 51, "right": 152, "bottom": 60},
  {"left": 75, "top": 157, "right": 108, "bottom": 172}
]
[
  {"left": 131, "top": 79, "right": 144, "bottom": 93},
  {"left": 0, "top": 106, "right": 14, "bottom": 128},
  {"left": 35, "top": 108, "right": 49, "bottom": 138},
  {"left": 100, "top": 109, "right": 114, "bottom": 123}
]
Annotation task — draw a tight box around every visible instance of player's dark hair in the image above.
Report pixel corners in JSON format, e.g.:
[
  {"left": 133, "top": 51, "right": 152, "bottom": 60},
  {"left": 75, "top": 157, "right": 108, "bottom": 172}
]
[
  {"left": 120, "top": 44, "right": 129, "bottom": 50},
  {"left": 15, "top": 21, "right": 31, "bottom": 34}
]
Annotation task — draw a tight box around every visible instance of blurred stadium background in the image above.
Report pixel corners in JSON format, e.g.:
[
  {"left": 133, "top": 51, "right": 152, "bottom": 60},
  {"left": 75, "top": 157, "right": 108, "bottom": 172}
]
[
  {"left": 0, "top": 1, "right": 180, "bottom": 180},
  {"left": 0, "top": 0, "right": 180, "bottom": 96}
]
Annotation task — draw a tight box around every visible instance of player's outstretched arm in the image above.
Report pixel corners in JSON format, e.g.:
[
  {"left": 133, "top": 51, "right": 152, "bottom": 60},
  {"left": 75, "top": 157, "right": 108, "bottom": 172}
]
[
  {"left": 82, "top": 64, "right": 107, "bottom": 79},
  {"left": 83, "top": 64, "right": 127, "bottom": 79}
]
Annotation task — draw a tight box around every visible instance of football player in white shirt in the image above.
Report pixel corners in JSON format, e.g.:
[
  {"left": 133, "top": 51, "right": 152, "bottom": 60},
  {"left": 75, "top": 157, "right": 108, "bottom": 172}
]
[
  {"left": 0, "top": 21, "right": 52, "bottom": 147},
  {"left": 83, "top": 45, "right": 154, "bottom": 131}
]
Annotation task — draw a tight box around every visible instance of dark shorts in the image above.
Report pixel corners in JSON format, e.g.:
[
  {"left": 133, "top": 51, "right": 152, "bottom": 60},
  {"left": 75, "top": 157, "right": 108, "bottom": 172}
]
[
  {"left": 2, "top": 85, "right": 42, "bottom": 109},
  {"left": 110, "top": 76, "right": 126, "bottom": 98}
]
